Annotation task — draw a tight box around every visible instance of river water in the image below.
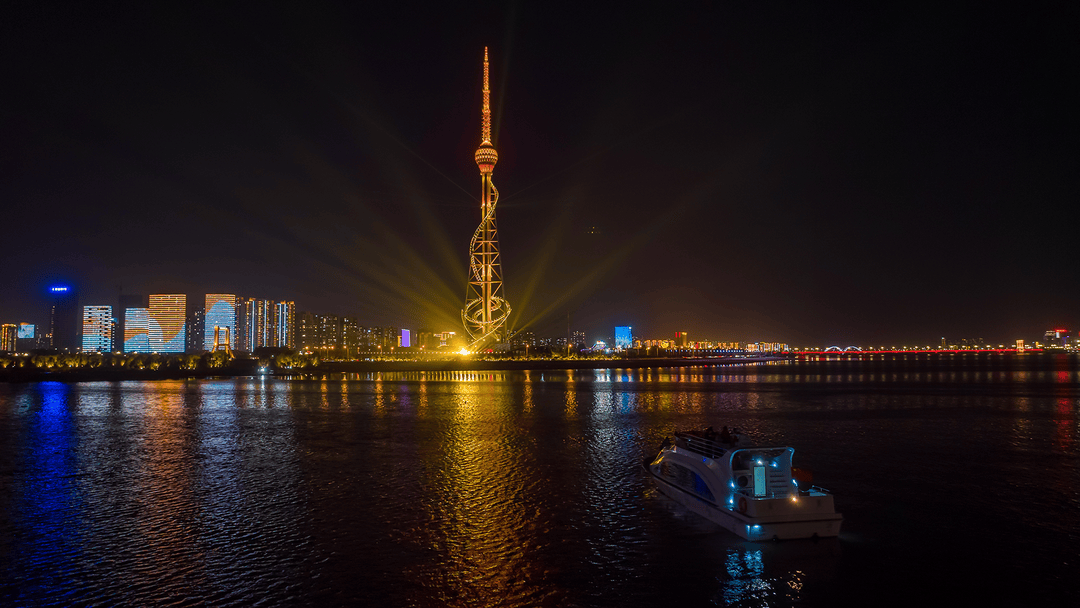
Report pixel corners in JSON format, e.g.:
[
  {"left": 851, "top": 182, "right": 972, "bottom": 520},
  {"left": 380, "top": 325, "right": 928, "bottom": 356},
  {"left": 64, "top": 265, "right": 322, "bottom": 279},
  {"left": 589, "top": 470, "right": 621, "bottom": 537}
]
[{"left": 1, "top": 355, "right": 1077, "bottom": 606}]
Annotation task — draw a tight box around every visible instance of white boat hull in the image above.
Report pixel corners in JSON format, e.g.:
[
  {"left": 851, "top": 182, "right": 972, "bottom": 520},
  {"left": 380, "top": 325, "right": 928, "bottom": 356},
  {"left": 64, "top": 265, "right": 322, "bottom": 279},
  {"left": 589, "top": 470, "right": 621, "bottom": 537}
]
[{"left": 648, "top": 463, "right": 842, "bottom": 541}]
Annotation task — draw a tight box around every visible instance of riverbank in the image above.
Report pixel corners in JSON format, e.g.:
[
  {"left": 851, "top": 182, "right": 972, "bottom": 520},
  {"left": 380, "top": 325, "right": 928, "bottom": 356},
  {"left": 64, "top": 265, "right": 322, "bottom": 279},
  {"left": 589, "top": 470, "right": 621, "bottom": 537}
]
[{"left": 0, "top": 356, "right": 784, "bottom": 382}]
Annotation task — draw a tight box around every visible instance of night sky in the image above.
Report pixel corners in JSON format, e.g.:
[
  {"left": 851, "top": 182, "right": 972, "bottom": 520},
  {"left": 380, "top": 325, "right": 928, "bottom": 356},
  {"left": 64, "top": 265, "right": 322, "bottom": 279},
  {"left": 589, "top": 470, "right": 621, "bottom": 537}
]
[{"left": 3, "top": 2, "right": 1077, "bottom": 345}]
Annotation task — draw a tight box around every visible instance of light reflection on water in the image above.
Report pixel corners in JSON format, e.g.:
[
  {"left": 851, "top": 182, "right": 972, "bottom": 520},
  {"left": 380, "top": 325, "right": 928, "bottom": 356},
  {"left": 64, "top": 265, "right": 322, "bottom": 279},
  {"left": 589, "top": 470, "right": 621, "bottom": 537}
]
[{"left": 0, "top": 361, "right": 1078, "bottom": 606}]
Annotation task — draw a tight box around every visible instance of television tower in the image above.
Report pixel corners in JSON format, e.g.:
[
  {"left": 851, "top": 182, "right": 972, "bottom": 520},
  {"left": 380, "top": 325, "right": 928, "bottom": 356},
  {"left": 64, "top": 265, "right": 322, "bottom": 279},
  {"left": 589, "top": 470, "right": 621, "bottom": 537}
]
[{"left": 462, "top": 47, "right": 511, "bottom": 348}]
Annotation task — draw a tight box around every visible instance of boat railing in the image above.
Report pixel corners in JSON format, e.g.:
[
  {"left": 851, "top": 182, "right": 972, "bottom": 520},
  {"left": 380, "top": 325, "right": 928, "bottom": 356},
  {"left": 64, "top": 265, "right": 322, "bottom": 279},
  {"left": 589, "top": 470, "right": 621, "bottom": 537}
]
[{"left": 674, "top": 432, "right": 733, "bottom": 460}]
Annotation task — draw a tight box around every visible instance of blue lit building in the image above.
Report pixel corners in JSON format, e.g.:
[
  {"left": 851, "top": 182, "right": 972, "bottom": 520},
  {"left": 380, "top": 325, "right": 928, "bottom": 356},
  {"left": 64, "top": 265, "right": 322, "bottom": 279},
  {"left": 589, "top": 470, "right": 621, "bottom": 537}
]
[
  {"left": 615, "top": 326, "right": 632, "bottom": 350},
  {"left": 203, "top": 294, "right": 237, "bottom": 351}
]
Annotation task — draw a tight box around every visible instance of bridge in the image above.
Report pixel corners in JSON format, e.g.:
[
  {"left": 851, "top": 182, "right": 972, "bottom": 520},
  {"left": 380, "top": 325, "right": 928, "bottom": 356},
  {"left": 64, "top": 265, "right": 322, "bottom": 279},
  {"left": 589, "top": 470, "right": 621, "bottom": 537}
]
[{"left": 792, "top": 348, "right": 1041, "bottom": 361}]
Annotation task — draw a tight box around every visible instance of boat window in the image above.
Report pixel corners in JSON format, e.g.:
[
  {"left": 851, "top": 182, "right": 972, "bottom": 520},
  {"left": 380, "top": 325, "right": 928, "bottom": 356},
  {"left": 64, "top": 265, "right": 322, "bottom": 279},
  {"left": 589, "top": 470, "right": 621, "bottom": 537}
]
[
  {"left": 692, "top": 471, "right": 715, "bottom": 502},
  {"left": 660, "top": 461, "right": 715, "bottom": 502},
  {"left": 753, "top": 465, "right": 766, "bottom": 497}
]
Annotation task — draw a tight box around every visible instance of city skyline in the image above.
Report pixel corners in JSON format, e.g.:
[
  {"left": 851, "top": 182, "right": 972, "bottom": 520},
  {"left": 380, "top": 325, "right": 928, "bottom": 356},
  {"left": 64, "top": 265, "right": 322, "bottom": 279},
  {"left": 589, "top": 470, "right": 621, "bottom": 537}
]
[
  {"left": 2, "top": 4, "right": 1076, "bottom": 345},
  {"left": 7, "top": 282, "right": 1076, "bottom": 355}
]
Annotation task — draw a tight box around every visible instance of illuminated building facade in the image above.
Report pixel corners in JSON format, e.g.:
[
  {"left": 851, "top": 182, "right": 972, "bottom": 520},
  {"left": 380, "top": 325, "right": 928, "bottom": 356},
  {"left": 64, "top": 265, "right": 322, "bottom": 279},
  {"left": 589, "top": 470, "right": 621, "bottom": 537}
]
[
  {"left": 238, "top": 298, "right": 295, "bottom": 351},
  {"left": 298, "top": 311, "right": 339, "bottom": 355},
  {"left": 1, "top": 324, "right": 16, "bottom": 352},
  {"left": 1044, "top": 328, "right": 1069, "bottom": 349},
  {"left": 297, "top": 313, "right": 404, "bottom": 357},
  {"left": 148, "top": 294, "right": 186, "bottom": 353},
  {"left": 399, "top": 329, "right": 411, "bottom": 348},
  {"left": 81, "top": 305, "right": 113, "bottom": 353},
  {"left": 745, "top": 342, "right": 790, "bottom": 353},
  {"left": 614, "top": 326, "right": 632, "bottom": 350},
  {"left": 462, "top": 47, "right": 511, "bottom": 349},
  {"left": 203, "top": 294, "right": 237, "bottom": 350},
  {"left": 117, "top": 294, "right": 145, "bottom": 354},
  {"left": 359, "top": 326, "right": 399, "bottom": 350},
  {"left": 511, "top": 330, "right": 535, "bottom": 347},
  {"left": 123, "top": 307, "right": 150, "bottom": 352}
]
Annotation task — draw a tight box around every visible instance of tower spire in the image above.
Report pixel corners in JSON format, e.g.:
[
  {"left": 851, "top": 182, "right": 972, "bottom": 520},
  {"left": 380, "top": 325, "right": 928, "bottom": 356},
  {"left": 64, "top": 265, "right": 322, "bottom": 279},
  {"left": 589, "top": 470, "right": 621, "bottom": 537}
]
[{"left": 482, "top": 46, "right": 491, "bottom": 144}]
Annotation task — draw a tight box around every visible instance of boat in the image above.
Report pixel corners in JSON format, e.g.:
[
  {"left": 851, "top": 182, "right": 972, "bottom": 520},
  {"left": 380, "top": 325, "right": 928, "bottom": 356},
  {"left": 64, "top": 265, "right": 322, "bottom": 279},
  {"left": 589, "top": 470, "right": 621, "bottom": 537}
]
[{"left": 645, "top": 428, "right": 842, "bottom": 540}]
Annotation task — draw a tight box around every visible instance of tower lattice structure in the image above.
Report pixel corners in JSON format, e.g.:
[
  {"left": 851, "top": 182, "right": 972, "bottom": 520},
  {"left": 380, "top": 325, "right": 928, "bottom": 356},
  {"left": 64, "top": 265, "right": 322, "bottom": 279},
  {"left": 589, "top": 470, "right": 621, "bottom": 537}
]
[{"left": 462, "top": 47, "right": 511, "bottom": 348}]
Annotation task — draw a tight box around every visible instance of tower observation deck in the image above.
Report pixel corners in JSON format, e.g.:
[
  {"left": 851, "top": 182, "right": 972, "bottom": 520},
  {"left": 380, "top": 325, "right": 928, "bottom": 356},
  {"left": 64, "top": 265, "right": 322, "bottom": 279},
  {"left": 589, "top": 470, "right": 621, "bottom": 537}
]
[{"left": 462, "top": 47, "right": 511, "bottom": 349}]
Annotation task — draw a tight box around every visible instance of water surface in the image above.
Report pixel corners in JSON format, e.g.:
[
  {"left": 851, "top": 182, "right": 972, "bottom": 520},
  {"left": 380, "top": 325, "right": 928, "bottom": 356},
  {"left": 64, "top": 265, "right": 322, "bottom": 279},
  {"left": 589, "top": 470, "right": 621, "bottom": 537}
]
[{"left": 1, "top": 359, "right": 1077, "bottom": 606}]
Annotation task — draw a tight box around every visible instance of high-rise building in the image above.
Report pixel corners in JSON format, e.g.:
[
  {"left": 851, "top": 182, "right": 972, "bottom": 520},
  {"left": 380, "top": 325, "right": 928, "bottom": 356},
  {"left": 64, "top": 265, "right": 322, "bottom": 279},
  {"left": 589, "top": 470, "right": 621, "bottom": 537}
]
[
  {"left": 400, "top": 329, "right": 411, "bottom": 348},
  {"left": 675, "top": 331, "right": 689, "bottom": 348},
  {"left": 123, "top": 307, "right": 150, "bottom": 352},
  {"left": 203, "top": 294, "right": 237, "bottom": 351},
  {"left": 117, "top": 294, "right": 146, "bottom": 354},
  {"left": 16, "top": 323, "right": 36, "bottom": 351},
  {"left": 148, "top": 294, "right": 186, "bottom": 353},
  {"left": 297, "top": 311, "right": 317, "bottom": 353},
  {"left": 571, "top": 331, "right": 586, "bottom": 348},
  {"left": 298, "top": 311, "right": 341, "bottom": 355},
  {"left": 48, "top": 285, "right": 80, "bottom": 351},
  {"left": 238, "top": 298, "right": 295, "bottom": 351},
  {"left": 81, "top": 305, "right": 113, "bottom": 353},
  {"left": 462, "top": 48, "right": 511, "bottom": 350},
  {"left": 318, "top": 314, "right": 340, "bottom": 352},
  {"left": 1, "top": 324, "right": 17, "bottom": 352},
  {"left": 342, "top": 317, "right": 362, "bottom": 357},
  {"left": 236, "top": 298, "right": 254, "bottom": 351},
  {"left": 186, "top": 306, "right": 204, "bottom": 354},
  {"left": 275, "top": 301, "right": 295, "bottom": 349},
  {"left": 614, "top": 326, "right": 632, "bottom": 350}
]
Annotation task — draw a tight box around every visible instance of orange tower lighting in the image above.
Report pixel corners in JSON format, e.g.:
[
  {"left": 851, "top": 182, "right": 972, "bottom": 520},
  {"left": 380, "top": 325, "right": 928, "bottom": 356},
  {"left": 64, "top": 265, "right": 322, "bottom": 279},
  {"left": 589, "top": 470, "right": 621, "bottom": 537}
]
[{"left": 462, "top": 47, "right": 511, "bottom": 349}]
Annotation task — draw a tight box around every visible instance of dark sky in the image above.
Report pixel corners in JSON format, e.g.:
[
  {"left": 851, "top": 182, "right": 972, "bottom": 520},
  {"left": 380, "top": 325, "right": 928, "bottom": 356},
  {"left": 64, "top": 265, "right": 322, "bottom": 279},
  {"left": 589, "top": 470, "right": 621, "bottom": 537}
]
[{"left": 3, "top": 2, "right": 1078, "bottom": 346}]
